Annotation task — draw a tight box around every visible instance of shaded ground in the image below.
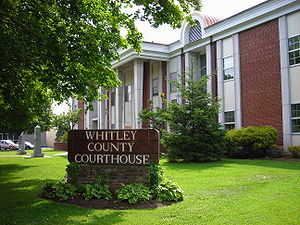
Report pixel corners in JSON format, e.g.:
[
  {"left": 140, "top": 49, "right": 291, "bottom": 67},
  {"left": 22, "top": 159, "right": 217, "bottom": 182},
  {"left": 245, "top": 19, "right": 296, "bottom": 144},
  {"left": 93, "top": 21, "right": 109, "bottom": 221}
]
[{"left": 55, "top": 196, "right": 173, "bottom": 210}]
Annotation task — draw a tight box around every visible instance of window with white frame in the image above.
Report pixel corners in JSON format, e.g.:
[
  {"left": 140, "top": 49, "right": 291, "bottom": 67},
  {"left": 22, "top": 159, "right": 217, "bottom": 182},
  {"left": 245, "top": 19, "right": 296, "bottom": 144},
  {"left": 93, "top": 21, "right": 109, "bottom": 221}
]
[
  {"left": 125, "top": 85, "right": 131, "bottom": 102},
  {"left": 291, "top": 103, "right": 300, "bottom": 133},
  {"left": 169, "top": 72, "right": 177, "bottom": 93},
  {"left": 288, "top": 35, "right": 300, "bottom": 66},
  {"left": 224, "top": 111, "right": 235, "bottom": 130},
  {"left": 223, "top": 56, "right": 234, "bottom": 80},
  {"left": 152, "top": 77, "right": 159, "bottom": 96}
]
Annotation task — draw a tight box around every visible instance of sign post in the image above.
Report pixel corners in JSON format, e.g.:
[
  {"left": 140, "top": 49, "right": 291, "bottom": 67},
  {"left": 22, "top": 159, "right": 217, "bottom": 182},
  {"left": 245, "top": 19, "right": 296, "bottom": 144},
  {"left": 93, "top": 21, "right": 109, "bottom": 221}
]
[{"left": 68, "top": 129, "right": 160, "bottom": 190}]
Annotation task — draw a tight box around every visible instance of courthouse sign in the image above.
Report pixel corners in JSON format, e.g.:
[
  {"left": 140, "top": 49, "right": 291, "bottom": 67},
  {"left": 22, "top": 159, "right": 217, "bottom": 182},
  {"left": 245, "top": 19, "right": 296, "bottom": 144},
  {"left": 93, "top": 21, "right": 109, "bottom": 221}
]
[{"left": 68, "top": 129, "right": 160, "bottom": 165}]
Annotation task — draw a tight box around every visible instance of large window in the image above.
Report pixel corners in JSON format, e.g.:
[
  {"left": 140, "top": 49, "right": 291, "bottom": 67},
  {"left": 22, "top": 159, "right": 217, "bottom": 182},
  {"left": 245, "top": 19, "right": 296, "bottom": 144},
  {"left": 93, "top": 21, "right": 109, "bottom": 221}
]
[
  {"left": 224, "top": 111, "right": 235, "bottom": 130},
  {"left": 125, "top": 85, "right": 131, "bottom": 102},
  {"left": 111, "top": 92, "right": 115, "bottom": 106},
  {"left": 169, "top": 72, "right": 177, "bottom": 93},
  {"left": 292, "top": 103, "right": 300, "bottom": 133},
  {"left": 223, "top": 56, "right": 234, "bottom": 80},
  {"left": 152, "top": 77, "right": 159, "bottom": 96},
  {"left": 288, "top": 35, "right": 300, "bottom": 66}
]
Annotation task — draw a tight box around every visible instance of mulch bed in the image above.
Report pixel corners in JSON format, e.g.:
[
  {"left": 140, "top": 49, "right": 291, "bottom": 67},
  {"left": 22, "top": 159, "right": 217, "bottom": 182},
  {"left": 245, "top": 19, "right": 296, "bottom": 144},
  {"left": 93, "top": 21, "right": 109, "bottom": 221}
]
[{"left": 59, "top": 196, "right": 174, "bottom": 210}]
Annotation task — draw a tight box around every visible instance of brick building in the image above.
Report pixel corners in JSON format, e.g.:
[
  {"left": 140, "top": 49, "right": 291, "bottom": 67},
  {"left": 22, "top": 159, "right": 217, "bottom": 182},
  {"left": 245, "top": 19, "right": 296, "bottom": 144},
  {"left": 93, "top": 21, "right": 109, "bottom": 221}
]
[{"left": 73, "top": 0, "right": 300, "bottom": 149}]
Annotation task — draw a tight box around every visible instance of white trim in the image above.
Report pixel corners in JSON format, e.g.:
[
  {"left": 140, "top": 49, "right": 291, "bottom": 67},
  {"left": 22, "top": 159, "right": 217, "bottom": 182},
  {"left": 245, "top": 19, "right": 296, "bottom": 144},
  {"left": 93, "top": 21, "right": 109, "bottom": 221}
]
[
  {"left": 279, "top": 15, "right": 292, "bottom": 148},
  {"left": 233, "top": 34, "right": 242, "bottom": 129},
  {"left": 217, "top": 40, "right": 224, "bottom": 125},
  {"left": 206, "top": 44, "right": 212, "bottom": 94},
  {"left": 133, "top": 59, "right": 143, "bottom": 128}
]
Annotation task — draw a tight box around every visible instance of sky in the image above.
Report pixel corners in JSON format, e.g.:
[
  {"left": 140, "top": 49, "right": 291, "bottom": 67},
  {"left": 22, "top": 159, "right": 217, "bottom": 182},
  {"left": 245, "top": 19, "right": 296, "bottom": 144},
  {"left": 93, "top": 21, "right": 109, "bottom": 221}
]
[
  {"left": 53, "top": 0, "right": 267, "bottom": 114},
  {"left": 139, "top": 0, "right": 267, "bottom": 44}
]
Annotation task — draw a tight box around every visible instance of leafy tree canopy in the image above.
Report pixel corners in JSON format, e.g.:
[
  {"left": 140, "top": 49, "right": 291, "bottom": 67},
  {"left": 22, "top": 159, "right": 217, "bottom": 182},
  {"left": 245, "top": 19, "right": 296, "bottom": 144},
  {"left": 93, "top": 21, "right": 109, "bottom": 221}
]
[{"left": 0, "top": 0, "right": 201, "bottom": 134}]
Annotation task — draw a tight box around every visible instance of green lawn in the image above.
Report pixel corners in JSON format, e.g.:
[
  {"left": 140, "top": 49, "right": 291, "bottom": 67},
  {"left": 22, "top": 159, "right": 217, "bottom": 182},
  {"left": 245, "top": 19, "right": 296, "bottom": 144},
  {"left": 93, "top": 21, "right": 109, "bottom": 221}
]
[{"left": 0, "top": 150, "right": 299, "bottom": 225}]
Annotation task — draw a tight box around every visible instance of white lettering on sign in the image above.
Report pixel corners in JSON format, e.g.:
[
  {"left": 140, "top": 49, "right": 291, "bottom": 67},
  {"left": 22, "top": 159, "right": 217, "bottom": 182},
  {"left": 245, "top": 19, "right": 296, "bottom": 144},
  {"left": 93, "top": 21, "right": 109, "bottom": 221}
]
[
  {"left": 85, "top": 131, "right": 137, "bottom": 141},
  {"left": 87, "top": 142, "right": 134, "bottom": 152},
  {"left": 74, "top": 153, "right": 150, "bottom": 165}
]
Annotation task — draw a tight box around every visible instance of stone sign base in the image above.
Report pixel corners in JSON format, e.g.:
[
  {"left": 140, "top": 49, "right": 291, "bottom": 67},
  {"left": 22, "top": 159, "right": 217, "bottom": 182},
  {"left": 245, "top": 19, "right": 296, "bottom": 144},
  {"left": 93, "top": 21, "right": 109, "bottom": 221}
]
[{"left": 69, "top": 164, "right": 150, "bottom": 191}]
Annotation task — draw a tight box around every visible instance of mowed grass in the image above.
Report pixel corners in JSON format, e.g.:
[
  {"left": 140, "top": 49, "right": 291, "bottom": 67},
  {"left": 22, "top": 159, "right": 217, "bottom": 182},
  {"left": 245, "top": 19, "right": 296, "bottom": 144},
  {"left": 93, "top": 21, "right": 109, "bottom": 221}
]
[{"left": 0, "top": 150, "right": 299, "bottom": 225}]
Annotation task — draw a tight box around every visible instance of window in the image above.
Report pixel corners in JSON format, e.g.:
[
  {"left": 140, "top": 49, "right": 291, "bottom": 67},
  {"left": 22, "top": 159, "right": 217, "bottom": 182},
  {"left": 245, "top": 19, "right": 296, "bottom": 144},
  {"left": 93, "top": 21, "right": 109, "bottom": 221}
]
[
  {"left": 224, "top": 111, "right": 235, "bottom": 130},
  {"left": 111, "top": 92, "right": 115, "bottom": 106},
  {"left": 288, "top": 35, "right": 300, "bottom": 66},
  {"left": 125, "top": 85, "right": 131, "bottom": 102},
  {"left": 152, "top": 78, "right": 159, "bottom": 96},
  {"left": 223, "top": 56, "right": 234, "bottom": 80},
  {"left": 169, "top": 72, "right": 177, "bottom": 93},
  {"left": 291, "top": 103, "right": 300, "bottom": 133}
]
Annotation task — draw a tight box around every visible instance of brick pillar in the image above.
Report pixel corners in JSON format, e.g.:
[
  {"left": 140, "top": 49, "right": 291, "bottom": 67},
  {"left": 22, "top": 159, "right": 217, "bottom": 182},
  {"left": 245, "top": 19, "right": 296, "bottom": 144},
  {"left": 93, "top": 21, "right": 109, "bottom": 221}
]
[
  {"left": 142, "top": 62, "right": 151, "bottom": 128},
  {"left": 78, "top": 100, "right": 84, "bottom": 130}
]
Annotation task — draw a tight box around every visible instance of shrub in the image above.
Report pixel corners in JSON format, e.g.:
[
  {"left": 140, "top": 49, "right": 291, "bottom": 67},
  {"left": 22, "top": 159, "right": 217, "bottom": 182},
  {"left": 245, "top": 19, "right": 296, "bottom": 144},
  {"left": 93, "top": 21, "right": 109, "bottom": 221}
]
[
  {"left": 266, "top": 145, "right": 284, "bottom": 158},
  {"left": 82, "top": 175, "right": 112, "bottom": 200},
  {"left": 148, "top": 163, "right": 163, "bottom": 189},
  {"left": 225, "top": 126, "right": 278, "bottom": 158},
  {"left": 82, "top": 183, "right": 112, "bottom": 200},
  {"left": 288, "top": 145, "right": 300, "bottom": 158},
  {"left": 116, "top": 183, "right": 152, "bottom": 204},
  {"left": 153, "top": 180, "right": 183, "bottom": 202},
  {"left": 41, "top": 180, "right": 77, "bottom": 201},
  {"left": 140, "top": 74, "right": 226, "bottom": 162}
]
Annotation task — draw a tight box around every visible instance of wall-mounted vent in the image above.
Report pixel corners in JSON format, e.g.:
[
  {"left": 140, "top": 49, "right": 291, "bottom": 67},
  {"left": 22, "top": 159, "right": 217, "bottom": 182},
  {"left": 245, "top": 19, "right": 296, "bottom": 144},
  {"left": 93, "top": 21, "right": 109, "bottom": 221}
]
[{"left": 189, "top": 20, "right": 202, "bottom": 43}]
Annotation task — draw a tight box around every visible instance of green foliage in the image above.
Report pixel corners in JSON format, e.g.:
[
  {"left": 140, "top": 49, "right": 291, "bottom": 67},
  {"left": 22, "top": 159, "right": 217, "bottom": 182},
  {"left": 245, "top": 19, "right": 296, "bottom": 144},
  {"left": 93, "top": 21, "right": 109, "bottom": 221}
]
[
  {"left": 266, "top": 145, "right": 284, "bottom": 158},
  {"left": 0, "top": 0, "right": 201, "bottom": 135},
  {"left": 153, "top": 180, "right": 184, "bottom": 202},
  {"left": 82, "top": 175, "right": 112, "bottom": 201},
  {"left": 288, "top": 145, "right": 300, "bottom": 158},
  {"left": 65, "top": 162, "right": 82, "bottom": 186},
  {"left": 41, "top": 180, "right": 77, "bottom": 201},
  {"left": 116, "top": 183, "right": 152, "bottom": 204},
  {"left": 140, "top": 74, "right": 226, "bottom": 162},
  {"left": 226, "top": 126, "right": 278, "bottom": 158},
  {"left": 52, "top": 109, "right": 81, "bottom": 142},
  {"left": 148, "top": 163, "right": 183, "bottom": 202},
  {"left": 59, "top": 132, "right": 68, "bottom": 143},
  {"left": 148, "top": 163, "right": 164, "bottom": 189}
]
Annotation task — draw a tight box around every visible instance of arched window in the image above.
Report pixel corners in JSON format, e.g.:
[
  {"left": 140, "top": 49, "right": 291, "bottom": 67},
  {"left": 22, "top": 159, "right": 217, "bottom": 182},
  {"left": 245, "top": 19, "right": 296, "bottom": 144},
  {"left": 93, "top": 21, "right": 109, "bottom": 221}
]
[{"left": 189, "top": 20, "right": 202, "bottom": 43}]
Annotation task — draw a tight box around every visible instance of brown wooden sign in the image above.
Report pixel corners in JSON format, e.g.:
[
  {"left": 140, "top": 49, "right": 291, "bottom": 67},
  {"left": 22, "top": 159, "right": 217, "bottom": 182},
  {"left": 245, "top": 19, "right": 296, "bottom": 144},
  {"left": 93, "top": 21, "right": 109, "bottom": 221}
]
[{"left": 68, "top": 129, "right": 160, "bottom": 165}]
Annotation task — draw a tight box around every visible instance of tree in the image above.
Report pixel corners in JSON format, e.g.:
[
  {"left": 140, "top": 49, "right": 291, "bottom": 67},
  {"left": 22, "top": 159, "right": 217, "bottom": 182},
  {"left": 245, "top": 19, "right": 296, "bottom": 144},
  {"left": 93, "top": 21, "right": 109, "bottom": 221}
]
[
  {"left": 0, "top": 0, "right": 201, "bottom": 134},
  {"left": 140, "top": 75, "right": 226, "bottom": 162},
  {"left": 52, "top": 109, "right": 81, "bottom": 142}
]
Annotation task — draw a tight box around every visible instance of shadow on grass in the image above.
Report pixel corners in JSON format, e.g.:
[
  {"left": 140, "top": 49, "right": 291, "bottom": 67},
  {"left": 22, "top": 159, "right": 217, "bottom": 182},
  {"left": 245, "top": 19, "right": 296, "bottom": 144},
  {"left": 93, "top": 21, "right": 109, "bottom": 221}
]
[{"left": 0, "top": 164, "right": 124, "bottom": 225}]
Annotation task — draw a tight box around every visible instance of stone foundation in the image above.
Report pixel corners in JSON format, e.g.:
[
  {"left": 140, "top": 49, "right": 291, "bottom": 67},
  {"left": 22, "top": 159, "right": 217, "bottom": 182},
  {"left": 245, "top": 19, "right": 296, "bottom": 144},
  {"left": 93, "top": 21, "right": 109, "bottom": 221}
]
[{"left": 69, "top": 164, "right": 150, "bottom": 191}]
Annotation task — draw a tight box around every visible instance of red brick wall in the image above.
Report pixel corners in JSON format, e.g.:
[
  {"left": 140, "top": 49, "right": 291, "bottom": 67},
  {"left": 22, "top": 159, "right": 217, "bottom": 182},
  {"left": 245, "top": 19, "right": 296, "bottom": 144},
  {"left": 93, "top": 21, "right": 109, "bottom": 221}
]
[
  {"left": 142, "top": 62, "right": 151, "bottom": 128},
  {"left": 78, "top": 100, "right": 85, "bottom": 130},
  {"left": 239, "top": 19, "right": 283, "bottom": 144}
]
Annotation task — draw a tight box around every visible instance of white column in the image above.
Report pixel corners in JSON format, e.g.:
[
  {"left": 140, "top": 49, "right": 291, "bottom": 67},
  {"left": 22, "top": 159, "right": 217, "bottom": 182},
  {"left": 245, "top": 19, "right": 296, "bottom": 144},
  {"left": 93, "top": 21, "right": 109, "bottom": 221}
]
[
  {"left": 133, "top": 59, "right": 143, "bottom": 128},
  {"left": 216, "top": 40, "right": 224, "bottom": 125},
  {"left": 279, "top": 16, "right": 292, "bottom": 149},
  {"left": 233, "top": 34, "right": 242, "bottom": 129},
  {"left": 115, "top": 69, "right": 120, "bottom": 129},
  {"left": 206, "top": 44, "right": 212, "bottom": 94},
  {"left": 97, "top": 89, "right": 101, "bottom": 129}
]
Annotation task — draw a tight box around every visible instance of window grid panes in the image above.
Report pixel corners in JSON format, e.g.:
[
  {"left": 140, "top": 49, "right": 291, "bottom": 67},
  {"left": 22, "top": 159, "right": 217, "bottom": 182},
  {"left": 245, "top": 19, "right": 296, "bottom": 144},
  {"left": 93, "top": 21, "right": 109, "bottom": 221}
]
[
  {"left": 111, "top": 92, "right": 115, "bottom": 106},
  {"left": 224, "top": 111, "right": 235, "bottom": 130},
  {"left": 292, "top": 103, "right": 300, "bottom": 133},
  {"left": 152, "top": 78, "right": 159, "bottom": 96},
  {"left": 288, "top": 35, "right": 300, "bottom": 66},
  {"left": 169, "top": 72, "right": 177, "bottom": 93},
  {"left": 223, "top": 56, "right": 234, "bottom": 80},
  {"left": 125, "top": 85, "right": 131, "bottom": 102}
]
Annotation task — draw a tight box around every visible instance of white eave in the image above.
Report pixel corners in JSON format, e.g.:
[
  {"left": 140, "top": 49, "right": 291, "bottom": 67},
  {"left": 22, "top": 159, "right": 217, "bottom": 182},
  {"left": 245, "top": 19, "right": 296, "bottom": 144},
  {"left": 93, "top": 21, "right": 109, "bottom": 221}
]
[
  {"left": 112, "top": 0, "right": 300, "bottom": 65},
  {"left": 112, "top": 42, "right": 169, "bottom": 68}
]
